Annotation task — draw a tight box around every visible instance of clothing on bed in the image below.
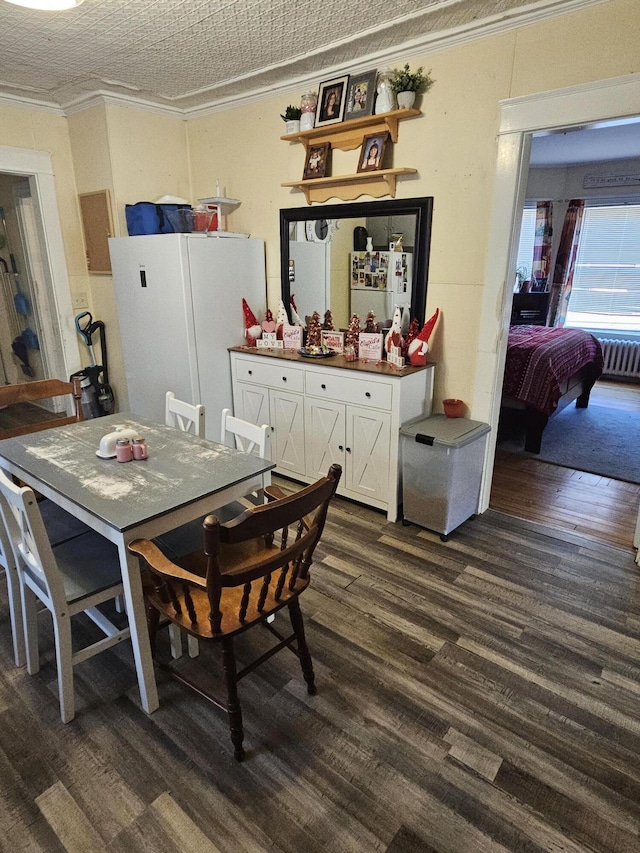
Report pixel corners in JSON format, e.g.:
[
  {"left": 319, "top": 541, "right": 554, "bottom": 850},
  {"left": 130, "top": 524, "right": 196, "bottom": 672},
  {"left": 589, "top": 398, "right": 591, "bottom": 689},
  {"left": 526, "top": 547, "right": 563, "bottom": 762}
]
[{"left": 503, "top": 325, "right": 603, "bottom": 416}]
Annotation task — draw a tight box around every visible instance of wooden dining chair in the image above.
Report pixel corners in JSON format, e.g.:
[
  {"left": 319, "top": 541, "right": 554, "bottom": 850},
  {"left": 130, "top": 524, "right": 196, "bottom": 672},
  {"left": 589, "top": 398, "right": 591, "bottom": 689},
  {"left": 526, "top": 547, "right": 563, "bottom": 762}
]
[
  {"left": 156, "top": 408, "right": 271, "bottom": 659},
  {"left": 164, "top": 391, "right": 205, "bottom": 437},
  {"left": 129, "top": 463, "right": 341, "bottom": 761},
  {"left": 0, "top": 377, "right": 83, "bottom": 440},
  {"left": 0, "top": 468, "right": 131, "bottom": 722}
]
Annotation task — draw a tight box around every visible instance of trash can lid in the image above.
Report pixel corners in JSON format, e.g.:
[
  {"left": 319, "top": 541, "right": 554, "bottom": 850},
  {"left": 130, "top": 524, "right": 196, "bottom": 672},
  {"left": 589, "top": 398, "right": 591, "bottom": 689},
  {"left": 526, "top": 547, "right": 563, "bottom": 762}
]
[{"left": 400, "top": 413, "right": 490, "bottom": 447}]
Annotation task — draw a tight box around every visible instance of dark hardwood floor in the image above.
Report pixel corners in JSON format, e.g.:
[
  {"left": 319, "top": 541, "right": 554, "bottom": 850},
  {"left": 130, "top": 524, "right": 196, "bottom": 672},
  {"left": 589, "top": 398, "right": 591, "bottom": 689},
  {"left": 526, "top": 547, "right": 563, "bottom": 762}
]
[
  {"left": 491, "top": 380, "right": 640, "bottom": 551},
  {"left": 1, "top": 482, "right": 639, "bottom": 852}
]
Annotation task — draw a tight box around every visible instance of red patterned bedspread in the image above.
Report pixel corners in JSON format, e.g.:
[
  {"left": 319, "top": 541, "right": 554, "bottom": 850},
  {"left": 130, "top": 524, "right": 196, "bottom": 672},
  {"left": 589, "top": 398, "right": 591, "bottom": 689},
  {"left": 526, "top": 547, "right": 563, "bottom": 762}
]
[{"left": 503, "top": 326, "right": 603, "bottom": 416}]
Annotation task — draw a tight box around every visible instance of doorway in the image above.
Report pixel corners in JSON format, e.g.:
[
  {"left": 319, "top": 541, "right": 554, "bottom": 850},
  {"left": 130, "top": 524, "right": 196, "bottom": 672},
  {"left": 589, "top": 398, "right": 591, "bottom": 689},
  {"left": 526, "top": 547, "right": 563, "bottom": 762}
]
[
  {"left": 475, "top": 73, "right": 640, "bottom": 552},
  {"left": 0, "top": 145, "right": 80, "bottom": 398}
]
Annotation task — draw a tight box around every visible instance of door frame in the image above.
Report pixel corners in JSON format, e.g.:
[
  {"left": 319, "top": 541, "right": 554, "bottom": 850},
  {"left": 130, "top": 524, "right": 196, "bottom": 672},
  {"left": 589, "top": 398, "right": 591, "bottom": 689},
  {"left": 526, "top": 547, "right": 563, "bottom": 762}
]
[
  {"left": 0, "top": 145, "right": 80, "bottom": 383},
  {"left": 474, "top": 71, "right": 640, "bottom": 511}
]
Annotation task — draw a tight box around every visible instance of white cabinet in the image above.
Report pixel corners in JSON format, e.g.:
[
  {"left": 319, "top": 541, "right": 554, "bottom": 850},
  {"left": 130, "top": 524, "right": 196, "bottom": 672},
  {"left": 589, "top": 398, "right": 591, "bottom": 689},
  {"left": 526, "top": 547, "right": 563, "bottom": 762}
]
[{"left": 230, "top": 349, "right": 433, "bottom": 521}]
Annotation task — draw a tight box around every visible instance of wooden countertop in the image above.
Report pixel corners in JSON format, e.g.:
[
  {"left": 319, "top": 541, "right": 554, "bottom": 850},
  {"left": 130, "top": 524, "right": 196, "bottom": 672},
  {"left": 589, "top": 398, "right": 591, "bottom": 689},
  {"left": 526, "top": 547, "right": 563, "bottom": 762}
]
[{"left": 229, "top": 346, "right": 433, "bottom": 377}]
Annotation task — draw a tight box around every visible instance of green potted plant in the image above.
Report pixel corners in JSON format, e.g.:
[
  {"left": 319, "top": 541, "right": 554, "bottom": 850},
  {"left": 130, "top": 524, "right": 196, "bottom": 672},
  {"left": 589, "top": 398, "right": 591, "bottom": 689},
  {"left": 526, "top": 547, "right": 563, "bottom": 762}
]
[
  {"left": 281, "top": 105, "right": 302, "bottom": 134},
  {"left": 389, "top": 64, "right": 434, "bottom": 109}
]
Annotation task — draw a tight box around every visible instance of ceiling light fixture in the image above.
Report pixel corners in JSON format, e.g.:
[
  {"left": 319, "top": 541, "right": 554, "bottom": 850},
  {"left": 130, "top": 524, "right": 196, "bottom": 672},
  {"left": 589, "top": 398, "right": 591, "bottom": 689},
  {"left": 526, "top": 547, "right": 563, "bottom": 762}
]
[{"left": 4, "top": 0, "right": 84, "bottom": 9}]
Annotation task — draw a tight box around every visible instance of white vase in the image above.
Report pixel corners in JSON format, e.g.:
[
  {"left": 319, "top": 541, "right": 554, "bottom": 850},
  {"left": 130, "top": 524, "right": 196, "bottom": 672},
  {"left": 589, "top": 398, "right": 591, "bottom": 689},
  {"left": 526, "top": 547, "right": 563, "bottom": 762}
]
[
  {"left": 397, "top": 91, "right": 416, "bottom": 109},
  {"left": 285, "top": 120, "right": 300, "bottom": 134},
  {"left": 300, "top": 113, "right": 315, "bottom": 131}
]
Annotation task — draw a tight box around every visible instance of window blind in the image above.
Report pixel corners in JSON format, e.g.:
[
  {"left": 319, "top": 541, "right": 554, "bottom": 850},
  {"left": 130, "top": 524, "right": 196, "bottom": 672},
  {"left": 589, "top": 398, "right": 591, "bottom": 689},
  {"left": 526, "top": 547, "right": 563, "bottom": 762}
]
[{"left": 565, "top": 203, "right": 640, "bottom": 332}]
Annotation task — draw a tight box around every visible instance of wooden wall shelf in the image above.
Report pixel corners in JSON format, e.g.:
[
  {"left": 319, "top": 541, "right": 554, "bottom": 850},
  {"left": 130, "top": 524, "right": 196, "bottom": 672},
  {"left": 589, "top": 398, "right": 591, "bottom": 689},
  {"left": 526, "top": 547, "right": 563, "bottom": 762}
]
[
  {"left": 281, "top": 168, "right": 417, "bottom": 204},
  {"left": 280, "top": 108, "right": 421, "bottom": 152}
]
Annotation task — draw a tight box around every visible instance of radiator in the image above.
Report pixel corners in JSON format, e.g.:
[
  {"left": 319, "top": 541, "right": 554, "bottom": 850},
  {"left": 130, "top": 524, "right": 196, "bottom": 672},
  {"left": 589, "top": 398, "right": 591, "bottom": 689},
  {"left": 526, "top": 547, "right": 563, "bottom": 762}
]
[{"left": 598, "top": 338, "right": 640, "bottom": 379}]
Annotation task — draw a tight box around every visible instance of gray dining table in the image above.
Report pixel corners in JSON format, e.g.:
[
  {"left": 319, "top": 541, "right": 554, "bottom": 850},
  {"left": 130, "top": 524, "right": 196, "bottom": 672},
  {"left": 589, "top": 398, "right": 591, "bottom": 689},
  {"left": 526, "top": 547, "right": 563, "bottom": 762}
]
[{"left": 0, "top": 413, "right": 275, "bottom": 714}]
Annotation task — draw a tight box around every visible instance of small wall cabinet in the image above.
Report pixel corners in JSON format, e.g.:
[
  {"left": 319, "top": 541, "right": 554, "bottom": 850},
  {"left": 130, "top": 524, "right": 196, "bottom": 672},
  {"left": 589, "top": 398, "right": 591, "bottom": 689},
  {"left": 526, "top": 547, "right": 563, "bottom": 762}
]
[
  {"left": 230, "top": 348, "right": 433, "bottom": 521},
  {"left": 281, "top": 108, "right": 421, "bottom": 203}
]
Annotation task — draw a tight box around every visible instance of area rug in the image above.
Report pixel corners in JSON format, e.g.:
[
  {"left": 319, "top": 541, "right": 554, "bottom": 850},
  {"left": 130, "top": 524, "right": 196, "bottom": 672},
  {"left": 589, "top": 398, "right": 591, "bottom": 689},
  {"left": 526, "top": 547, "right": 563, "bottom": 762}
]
[{"left": 499, "top": 403, "right": 640, "bottom": 484}]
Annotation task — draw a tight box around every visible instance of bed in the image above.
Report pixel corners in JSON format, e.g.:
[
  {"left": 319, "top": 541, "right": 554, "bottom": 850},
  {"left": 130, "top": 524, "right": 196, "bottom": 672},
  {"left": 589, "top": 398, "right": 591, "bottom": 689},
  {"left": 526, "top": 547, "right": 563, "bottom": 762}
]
[{"left": 501, "top": 325, "right": 604, "bottom": 454}]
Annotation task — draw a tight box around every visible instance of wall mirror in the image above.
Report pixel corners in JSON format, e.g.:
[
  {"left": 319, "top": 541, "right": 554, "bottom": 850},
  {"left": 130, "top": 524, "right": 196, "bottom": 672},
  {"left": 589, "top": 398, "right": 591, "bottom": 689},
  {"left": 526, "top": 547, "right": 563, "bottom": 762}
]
[{"left": 280, "top": 197, "right": 433, "bottom": 330}]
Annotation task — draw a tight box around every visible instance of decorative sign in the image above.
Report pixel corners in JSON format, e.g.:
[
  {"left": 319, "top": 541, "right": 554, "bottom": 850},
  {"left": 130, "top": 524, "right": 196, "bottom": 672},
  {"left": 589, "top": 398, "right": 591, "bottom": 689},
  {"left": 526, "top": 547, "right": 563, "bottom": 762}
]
[
  {"left": 257, "top": 333, "right": 283, "bottom": 349},
  {"left": 321, "top": 331, "right": 344, "bottom": 353},
  {"left": 282, "top": 325, "right": 303, "bottom": 350},
  {"left": 583, "top": 173, "right": 640, "bottom": 189},
  {"left": 358, "top": 332, "right": 383, "bottom": 362},
  {"left": 387, "top": 346, "right": 405, "bottom": 370}
]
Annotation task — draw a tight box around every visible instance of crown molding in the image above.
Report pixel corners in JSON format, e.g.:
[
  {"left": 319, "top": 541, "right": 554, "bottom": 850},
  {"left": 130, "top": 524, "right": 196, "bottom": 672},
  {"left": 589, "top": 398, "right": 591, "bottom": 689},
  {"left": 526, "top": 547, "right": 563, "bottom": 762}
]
[
  {"left": 0, "top": 0, "right": 609, "bottom": 121},
  {"left": 62, "top": 91, "right": 184, "bottom": 118},
  {"left": 0, "top": 91, "right": 64, "bottom": 116}
]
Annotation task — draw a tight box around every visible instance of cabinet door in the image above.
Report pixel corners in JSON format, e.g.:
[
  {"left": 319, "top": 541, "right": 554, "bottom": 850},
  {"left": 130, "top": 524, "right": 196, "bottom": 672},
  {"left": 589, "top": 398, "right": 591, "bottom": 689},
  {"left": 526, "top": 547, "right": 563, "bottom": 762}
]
[
  {"left": 270, "top": 390, "right": 305, "bottom": 475},
  {"left": 346, "top": 407, "right": 391, "bottom": 500},
  {"left": 305, "top": 398, "right": 345, "bottom": 480},
  {"left": 234, "top": 382, "right": 269, "bottom": 427}
]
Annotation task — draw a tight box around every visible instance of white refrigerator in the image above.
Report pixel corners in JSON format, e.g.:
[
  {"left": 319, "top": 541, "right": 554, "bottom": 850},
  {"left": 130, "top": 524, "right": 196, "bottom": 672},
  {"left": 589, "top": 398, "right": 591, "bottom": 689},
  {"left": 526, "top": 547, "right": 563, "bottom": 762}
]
[
  {"left": 109, "top": 233, "right": 266, "bottom": 442},
  {"left": 350, "top": 250, "right": 413, "bottom": 322}
]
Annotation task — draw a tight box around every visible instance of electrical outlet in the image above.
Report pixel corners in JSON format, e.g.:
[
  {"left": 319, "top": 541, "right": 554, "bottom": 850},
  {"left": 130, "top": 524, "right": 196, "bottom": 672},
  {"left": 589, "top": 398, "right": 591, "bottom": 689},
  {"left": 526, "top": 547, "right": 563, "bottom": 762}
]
[{"left": 73, "top": 291, "right": 88, "bottom": 310}]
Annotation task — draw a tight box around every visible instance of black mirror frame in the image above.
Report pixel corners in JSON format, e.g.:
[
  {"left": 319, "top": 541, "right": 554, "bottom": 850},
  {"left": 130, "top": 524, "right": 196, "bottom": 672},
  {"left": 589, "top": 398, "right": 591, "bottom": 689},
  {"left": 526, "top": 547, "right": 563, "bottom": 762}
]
[{"left": 280, "top": 196, "right": 434, "bottom": 324}]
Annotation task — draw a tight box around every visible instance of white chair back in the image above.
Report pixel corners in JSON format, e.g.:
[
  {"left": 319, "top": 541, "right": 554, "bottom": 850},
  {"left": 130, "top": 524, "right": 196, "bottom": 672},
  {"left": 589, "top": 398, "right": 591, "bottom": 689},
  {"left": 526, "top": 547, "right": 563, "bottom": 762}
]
[
  {"left": 0, "top": 473, "right": 26, "bottom": 666},
  {"left": 165, "top": 391, "right": 205, "bottom": 437},
  {"left": 0, "top": 467, "right": 130, "bottom": 723},
  {"left": 220, "top": 407, "right": 270, "bottom": 458},
  {"left": 0, "top": 469, "right": 64, "bottom": 614}
]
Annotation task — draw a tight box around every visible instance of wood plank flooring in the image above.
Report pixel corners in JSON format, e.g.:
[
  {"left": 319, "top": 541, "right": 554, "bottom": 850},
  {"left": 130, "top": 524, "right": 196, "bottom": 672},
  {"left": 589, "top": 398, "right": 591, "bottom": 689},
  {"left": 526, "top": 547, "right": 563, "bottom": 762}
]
[
  {"left": 1, "top": 488, "right": 639, "bottom": 852},
  {"left": 491, "top": 380, "right": 640, "bottom": 550}
]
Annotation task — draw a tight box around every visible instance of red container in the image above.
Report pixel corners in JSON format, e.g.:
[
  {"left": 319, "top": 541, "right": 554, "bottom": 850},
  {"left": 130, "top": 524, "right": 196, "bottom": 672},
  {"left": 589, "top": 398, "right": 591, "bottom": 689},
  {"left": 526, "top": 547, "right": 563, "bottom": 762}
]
[
  {"left": 443, "top": 398, "right": 465, "bottom": 418},
  {"left": 192, "top": 210, "right": 218, "bottom": 232}
]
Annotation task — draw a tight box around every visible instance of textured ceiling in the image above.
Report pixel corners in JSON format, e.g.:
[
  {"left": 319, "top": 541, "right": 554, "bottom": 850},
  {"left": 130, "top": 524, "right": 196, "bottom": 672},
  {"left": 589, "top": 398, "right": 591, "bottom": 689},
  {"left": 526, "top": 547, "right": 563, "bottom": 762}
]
[{"left": 0, "top": 0, "right": 605, "bottom": 114}]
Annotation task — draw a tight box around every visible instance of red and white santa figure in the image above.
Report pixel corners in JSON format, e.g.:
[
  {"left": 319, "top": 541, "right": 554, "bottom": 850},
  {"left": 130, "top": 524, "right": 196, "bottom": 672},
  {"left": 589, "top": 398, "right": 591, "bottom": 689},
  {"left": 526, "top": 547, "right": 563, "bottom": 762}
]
[
  {"left": 385, "top": 306, "right": 404, "bottom": 355},
  {"left": 275, "top": 299, "right": 289, "bottom": 339},
  {"left": 242, "top": 298, "right": 262, "bottom": 346},
  {"left": 407, "top": 308, "right": 439, "bottom": 366},
  {"left": 289, "top": 295, "right": 305, "bottom": 327}
]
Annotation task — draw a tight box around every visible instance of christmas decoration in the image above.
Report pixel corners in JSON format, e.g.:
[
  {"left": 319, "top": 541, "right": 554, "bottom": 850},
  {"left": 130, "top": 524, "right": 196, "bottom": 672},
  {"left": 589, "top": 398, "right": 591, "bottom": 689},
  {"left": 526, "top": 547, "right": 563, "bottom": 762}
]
[
  {"left": 261, "top": 309, "right": 276, "bottom": 334},
  {"left": 385, "top": 306, "right": 404, "bottom": 354},
  {"left": 346, "top": 314, "right": 361, "bottom": 357},
  {"left": 407, "top": 307, "right": 439, "bottom": 366},
  {"left": 242, "top": 298, "right": 262, "bottom": 346},
  {"left": 275, "top": 300, "right": 289, "bottom": 339},
  {"left": 403, "top": 318, "right": 420, "bottom": 359},
  {"left": 306, "top": 311, "right": 322, "bottom": 347},
  {"left": 322, "top": 310, "right": 334, "bottom": 331},
  {"left": 289, "top": 295, "right": 305, "bottom": 327},
  {"left": 364, "top": 311, "right": 377, "bottom": 333}
]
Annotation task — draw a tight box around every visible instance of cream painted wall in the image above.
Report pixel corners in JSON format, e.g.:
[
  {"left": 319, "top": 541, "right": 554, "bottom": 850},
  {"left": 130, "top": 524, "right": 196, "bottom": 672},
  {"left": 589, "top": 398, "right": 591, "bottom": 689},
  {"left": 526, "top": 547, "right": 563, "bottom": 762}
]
[
  {"left": 186, "top": 0, "right": 640, "bottom": 412},
  {"left": 1, "top": 0, "right": 639, "bottom": 418},
  {"left": 66, "top": 104, "right": 191, "bottom": 410}
]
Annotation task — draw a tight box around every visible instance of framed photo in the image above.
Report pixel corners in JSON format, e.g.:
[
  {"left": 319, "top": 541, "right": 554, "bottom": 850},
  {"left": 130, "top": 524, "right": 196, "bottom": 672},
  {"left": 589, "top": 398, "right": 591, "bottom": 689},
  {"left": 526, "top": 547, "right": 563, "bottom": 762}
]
[
  {"left": 344, "top": 70, "right": 377, "bottom": 120},
  {"left": 357, "top": 131, "right": 390, "bottom": 173},
  {"left": 315, "top": 75, "right": 349, "bottom": 127},
  {"left": 303, "top": 142, "right": 330, "bottom": 180}
]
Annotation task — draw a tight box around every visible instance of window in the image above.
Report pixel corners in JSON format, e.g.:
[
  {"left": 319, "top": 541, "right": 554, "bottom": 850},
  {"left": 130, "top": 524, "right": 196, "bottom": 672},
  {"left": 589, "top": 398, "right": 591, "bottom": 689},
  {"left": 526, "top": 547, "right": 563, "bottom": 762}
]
[
  {"left": 515, "top": 206, "right": 536, "bottom": 281},
  {"left": 565, "top": 202, "right": 640, "bottom": 333}
]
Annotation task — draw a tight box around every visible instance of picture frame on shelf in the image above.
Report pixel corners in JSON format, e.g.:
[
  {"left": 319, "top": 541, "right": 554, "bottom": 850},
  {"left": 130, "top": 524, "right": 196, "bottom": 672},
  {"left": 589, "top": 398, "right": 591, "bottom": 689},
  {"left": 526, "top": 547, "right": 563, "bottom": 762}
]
[
  {"left": 344, "top": 70, "right": 377, "bottom": 120},
  {"left": 303, "top": 142, "right": 331, "bottom": 180},
  {"left": 357, "top": 131, "right": 390, "bottom": 173},
  {"left": 315, "top": 75, "right": 349, "bottom": 127}
]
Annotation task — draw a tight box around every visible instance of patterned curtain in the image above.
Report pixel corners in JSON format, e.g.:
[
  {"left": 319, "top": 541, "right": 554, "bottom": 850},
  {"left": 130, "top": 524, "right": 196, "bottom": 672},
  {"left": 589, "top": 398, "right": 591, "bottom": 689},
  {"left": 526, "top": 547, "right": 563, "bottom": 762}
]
[
  {"left": 530, "top": 201, "right": 553, "bottom": 288},
  {"left": 550, "top": 199, "right": 585, "bottom": 326}
]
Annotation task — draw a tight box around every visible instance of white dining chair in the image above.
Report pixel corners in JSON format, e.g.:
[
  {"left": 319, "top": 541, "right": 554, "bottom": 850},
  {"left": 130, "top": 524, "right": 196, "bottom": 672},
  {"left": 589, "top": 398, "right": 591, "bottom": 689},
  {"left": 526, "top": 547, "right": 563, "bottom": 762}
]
[
  {"left": 0, "top": 479, "right": 91, "bottom": 668},
  {"left": 155, "top": 408, "right": 270, "bottom": 658},
  {"left": 165, "top": 391, "right": 205, "bottom": 437},
  {"left": 0, "top": 468, "right": 131, "bottom": 723}
]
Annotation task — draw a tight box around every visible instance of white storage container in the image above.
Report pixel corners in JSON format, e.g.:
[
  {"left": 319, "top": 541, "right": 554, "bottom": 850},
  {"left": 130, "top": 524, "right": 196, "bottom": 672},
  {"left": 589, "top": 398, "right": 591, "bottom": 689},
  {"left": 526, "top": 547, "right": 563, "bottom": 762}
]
[{"left": 400, "top": 414, "right": 490, "bottom": 540}]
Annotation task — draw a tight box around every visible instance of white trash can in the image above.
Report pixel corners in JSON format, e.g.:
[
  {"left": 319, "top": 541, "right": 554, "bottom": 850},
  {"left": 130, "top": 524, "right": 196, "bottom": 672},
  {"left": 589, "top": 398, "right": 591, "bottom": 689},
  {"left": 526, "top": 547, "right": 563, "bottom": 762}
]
[{"left": 400, "top": 414, "right": 490, "bottom": 540}]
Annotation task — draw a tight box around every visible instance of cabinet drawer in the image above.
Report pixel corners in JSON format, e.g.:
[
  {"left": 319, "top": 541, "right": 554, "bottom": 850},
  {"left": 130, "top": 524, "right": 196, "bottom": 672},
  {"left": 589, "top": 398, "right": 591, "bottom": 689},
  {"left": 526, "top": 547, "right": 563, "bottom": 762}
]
[
  {"left": 305, "top": 371, "right": 392, "bottom": 410},
  {"left": 234, "top": 359, "right": 304, "bottom": 392}
]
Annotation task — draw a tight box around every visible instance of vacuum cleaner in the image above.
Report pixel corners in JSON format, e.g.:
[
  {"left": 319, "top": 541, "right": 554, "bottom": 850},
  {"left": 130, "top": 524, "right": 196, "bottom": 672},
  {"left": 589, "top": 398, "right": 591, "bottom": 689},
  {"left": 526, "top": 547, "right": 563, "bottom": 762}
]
[{"left": 71, "top": 311, "right": 115, "bottom": 418}]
